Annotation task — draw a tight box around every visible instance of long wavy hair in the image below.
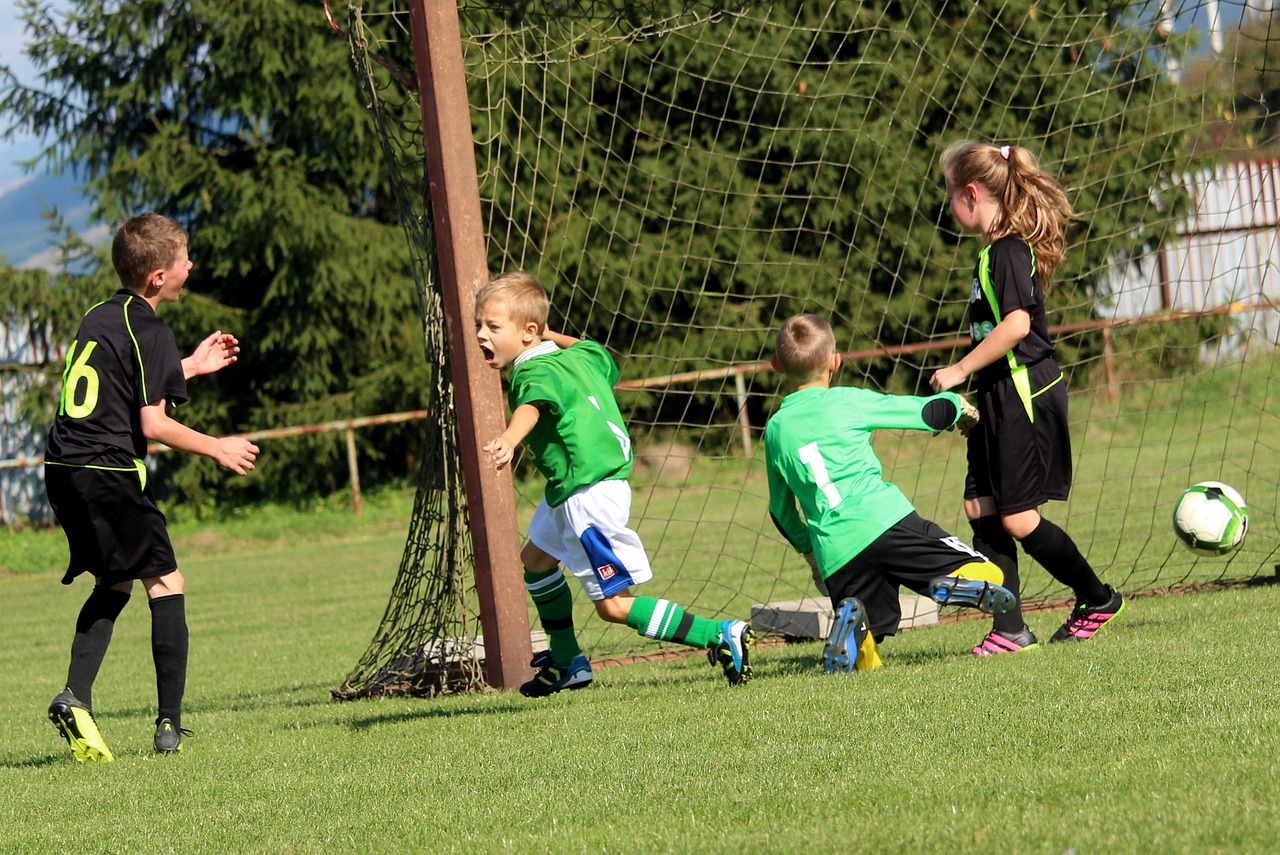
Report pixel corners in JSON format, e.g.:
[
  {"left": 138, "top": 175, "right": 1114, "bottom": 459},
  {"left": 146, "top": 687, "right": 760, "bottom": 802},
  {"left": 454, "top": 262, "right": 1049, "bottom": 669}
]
[{"left": 941, "top": 140, "right": 1076, "bottom": 282}]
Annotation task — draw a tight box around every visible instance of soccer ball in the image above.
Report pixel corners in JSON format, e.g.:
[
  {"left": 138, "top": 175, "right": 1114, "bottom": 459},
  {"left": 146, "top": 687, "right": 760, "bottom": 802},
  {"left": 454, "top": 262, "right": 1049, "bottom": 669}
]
[{"left": 1172, "top": 481, "right": 1248, "bottom": 556}]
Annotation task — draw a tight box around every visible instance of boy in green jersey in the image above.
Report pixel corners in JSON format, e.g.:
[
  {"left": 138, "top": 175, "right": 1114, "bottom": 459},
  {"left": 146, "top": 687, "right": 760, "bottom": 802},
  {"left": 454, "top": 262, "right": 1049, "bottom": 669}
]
[
  {"left": 764, "top": 314, "right": 1016, "bottom": 672},
  {"left": 476, "top": 272, "right": 753, "bottom": 696}
]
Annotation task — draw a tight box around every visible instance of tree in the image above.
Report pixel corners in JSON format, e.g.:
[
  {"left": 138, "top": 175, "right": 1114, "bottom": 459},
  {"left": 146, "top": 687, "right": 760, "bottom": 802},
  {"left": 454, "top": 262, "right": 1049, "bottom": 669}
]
[
  {"left": 468, "top": 0, "right": 1214, "bottom": 412},
  {"left": 1, "top": 0, "right": 430, "bottom": 505}
]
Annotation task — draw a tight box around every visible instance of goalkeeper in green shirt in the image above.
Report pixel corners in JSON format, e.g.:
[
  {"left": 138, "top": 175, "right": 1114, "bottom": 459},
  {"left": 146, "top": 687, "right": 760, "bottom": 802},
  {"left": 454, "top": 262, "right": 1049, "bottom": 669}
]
[
  {"left": 476, "top": 272, "right": 754, "bottom": 697},
  {"left": 764, "top": 314, "right": 1016, "bottom": 673}
]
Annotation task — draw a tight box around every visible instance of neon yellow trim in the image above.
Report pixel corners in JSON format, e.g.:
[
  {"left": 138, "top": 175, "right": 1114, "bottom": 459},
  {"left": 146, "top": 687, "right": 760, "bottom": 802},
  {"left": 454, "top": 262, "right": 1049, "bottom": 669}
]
[
  {"left": 1030, "top": 372, "right": 1063, "bottom": 399},
  {"left": 949, "top": 560, "right": 1004, "bottom": 586},
  {"left": 122, "top": 295, "right": 149, "bottom": 403},
  {"left": 977, "top": 244, "right": 1036, "bottom": 423},
  {"left": 45, "top": 459, "right": 148, "bottom": 492}
]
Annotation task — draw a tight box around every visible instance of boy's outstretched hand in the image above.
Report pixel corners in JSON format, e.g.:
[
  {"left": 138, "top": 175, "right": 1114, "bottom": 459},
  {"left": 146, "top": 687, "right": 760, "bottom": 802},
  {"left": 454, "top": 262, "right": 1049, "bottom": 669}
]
[
  {"left": 214, "top": 436, "right": 259, "bottom": 476},
  {"left": 484, "top": 437, "right": 516, "bottom": 470},
  {"left": 184, "top": 331, "right": 240, "bottom": 379},
  {"left": 952, "top": 395, "right": 980, "bottom": 433}
]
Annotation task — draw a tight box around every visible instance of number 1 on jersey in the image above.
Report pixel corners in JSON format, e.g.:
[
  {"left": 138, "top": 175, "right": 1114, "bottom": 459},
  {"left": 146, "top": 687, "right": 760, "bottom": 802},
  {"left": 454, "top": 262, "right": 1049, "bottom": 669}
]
[{"left": 798, "top": 441, "right": 842, "bottom": 508}]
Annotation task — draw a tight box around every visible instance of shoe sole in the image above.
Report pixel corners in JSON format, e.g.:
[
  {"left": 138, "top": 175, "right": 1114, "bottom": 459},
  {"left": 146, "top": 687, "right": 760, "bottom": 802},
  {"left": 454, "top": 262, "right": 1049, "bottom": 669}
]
[
  {"left": 49, "top": 704, "right": 113, "bottom": 763},
  {"left": 930, "top": 577, "right": 1016, "bottom": 615},
  {"left": 823, "top": 598, "right": 866, "bottom": 674}
]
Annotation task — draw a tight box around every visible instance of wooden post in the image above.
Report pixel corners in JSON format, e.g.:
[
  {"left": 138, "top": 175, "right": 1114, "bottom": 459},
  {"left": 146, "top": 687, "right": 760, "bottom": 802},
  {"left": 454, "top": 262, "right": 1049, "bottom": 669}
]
[
  {"left": 408, "top": 0, "right": 532, "bottom": 690},
  {"left": 345, "top": 426, "right": 363, "bottom": 517},
  {"left": 733, "top": 371, "right": 752, "bottom": 459}
]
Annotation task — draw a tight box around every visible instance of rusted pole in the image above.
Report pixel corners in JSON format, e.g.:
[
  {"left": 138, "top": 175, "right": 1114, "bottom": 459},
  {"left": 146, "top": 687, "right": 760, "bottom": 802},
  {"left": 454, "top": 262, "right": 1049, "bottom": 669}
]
[
  {"left": 408, "top": 0, "right": 531, "bottom": 690},
  {"left": 345, "top": 426, "right": 363, "bottom": 517}
]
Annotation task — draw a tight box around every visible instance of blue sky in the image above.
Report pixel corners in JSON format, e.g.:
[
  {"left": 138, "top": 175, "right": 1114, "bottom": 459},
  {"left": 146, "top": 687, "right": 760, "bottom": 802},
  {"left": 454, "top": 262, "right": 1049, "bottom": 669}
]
[{"left": 1, "top": 0, "right": 46, "bottom": 192}]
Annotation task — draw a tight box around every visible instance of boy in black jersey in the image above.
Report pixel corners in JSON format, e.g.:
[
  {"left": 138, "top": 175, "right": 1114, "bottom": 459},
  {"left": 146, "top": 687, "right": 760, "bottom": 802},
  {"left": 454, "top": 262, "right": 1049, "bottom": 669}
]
[{"left": 44, "top": 213, "right": 259, "bottom": 761}]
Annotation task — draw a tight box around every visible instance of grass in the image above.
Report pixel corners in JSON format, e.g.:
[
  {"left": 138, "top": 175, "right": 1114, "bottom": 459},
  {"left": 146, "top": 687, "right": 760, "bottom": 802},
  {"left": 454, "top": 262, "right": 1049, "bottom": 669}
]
[
  {"left": 2, "top": 508, "right": 1279, "bottom": 852},
  {"left": 2, "top": 353, "right": 1277, "bottom": 851}
]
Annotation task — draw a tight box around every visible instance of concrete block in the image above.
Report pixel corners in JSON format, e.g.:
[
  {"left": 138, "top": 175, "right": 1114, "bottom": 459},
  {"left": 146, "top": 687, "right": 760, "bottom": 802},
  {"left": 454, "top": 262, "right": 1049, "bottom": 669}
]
[{"left": 751, "top": 593, "right": 938, "bottom": 639}]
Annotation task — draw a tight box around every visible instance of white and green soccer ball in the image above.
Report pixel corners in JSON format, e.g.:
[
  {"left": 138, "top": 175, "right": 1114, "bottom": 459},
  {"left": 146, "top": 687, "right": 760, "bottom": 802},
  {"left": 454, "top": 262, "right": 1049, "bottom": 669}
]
[{"left": 1172, "top": 481, "right": 1249, "bottom": 557}]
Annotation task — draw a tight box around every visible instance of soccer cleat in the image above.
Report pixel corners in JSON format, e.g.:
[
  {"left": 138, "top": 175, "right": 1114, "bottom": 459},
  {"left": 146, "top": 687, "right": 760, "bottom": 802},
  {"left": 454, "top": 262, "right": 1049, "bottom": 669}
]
[
  {"left": 972, "top": 625, "right": 1039, "bottom": 656},
  {"left": 823, "top": 598, "right": 872, "bottom": 674},
  {"left": 1048, "top": 586, "right": 1125, "bottom": 643},
  {"left": 708, "top": 619, "right": 754, "bottom": 686},
  {"left": 929, "top": 575, "right": 1017, "bottom": 615},
  {"left": 48, "top": 690, "right": 113, "bottom": 763},
  {"left": 154, "top": 717, "right": 193, "bottom": 754},
  {"left": 519, "top": 654, "right": 594, "bottom": 697}
]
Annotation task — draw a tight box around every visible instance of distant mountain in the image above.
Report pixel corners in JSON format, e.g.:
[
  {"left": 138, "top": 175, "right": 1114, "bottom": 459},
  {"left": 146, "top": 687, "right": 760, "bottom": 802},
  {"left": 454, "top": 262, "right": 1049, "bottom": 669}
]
[{"left": 0, "top": 171, "right": 97, "bottom": 269}]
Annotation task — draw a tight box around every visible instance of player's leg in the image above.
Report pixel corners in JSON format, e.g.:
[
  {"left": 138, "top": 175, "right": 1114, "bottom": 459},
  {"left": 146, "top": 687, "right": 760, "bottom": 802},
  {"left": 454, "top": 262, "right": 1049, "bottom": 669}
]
[
  {"left": 144, "top": 569, "right": 191, "bottom": 753},
  {"left": 1010, "top": 509, "right": 1124, "bottom": 642},
  {"left": 821, "top": 558, "right": 893, "bottom": 671},
  {"left": 49, "top": 579, "right": 131, "bottom": 763},
  {"left": 567, "top": 480, "right": 753, "bottom": 686},
  {"left": 1007, "top": 377, "right": 1124, "bottom": 642},
  {"left": 967, "top": 381, "right": 1040, "bottom": 654},
  {"left": 45, "top": 466, "right": 129, "bottom": 762},
  {"left": 520, "top": 535, "right": 583, "bottom": 665},
  {"left": 872, "top": 512, "right": 1017, "bottom": 615},
  {"left": 520, "top": 504, "right": 593, "bottom": 697}
]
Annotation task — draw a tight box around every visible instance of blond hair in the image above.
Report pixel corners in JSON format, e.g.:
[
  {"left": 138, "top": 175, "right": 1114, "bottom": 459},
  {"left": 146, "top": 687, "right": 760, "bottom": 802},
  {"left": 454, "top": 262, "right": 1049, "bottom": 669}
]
[
  {"left": 111, "top": 213, "right": 189, "bottom": 290},
  {"left": 775, "top": 313, "right": 836, "bottom": 383},
  {"left": 940, "top": 140, "right": 1075, "bottom": 281},
  {"left": 474, "top": 271, "right": 550, "bottom": 331}
]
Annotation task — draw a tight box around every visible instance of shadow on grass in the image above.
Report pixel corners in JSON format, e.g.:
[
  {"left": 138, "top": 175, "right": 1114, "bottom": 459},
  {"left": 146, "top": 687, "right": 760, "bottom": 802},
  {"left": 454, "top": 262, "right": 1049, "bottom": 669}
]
[{"left": 0, "top": 752, "right": 75, "bottom": 769}]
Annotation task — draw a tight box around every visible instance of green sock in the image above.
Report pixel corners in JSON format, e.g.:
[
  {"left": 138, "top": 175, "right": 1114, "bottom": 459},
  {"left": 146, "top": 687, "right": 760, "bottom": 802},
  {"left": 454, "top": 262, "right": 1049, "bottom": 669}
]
[
  {"left": 625, "top": 596, "right": 722, "bottom": 649},
  {"left": 525, "top": 567, "right": 581, "bottom": 665}
]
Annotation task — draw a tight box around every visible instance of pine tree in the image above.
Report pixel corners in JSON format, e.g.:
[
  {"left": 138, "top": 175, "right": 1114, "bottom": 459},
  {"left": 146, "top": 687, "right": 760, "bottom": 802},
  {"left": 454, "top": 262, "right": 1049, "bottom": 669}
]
[{"left": 1, "top": 0, "right": 429, "bottom": 504}]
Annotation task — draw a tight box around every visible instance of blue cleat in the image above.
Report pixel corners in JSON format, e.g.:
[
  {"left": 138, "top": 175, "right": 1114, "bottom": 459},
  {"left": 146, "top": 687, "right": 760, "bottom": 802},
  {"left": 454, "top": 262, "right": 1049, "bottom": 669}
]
[
  {"left": 708, "top": 619, "right": 754, "bottom": 686},
  {"left": 823, "top": 598, "right": 870, "bottom": 674},
  {"left": 929, "top": 575, "right": 1017, "bottom": 615},
  {"left": 520, "top": 654, "right": 593, "bottom": 698}
]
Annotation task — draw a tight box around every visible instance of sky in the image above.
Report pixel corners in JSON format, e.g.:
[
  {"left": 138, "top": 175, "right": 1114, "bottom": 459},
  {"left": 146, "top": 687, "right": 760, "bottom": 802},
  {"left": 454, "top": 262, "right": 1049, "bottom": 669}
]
[{"left": 1, "top": 0, "right": 49, "bottom": 193}]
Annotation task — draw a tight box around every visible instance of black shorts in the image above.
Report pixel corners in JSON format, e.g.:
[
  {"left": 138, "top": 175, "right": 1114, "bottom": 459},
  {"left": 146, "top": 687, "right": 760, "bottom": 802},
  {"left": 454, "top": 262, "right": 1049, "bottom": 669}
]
[
  {"left": 825, "top": 512, "right": 996, "bottom": 638},
  {"left": 965, "top": 360, "right": 1072, "bottom": 514},
  {"left": 45, "top": 462, "right": 177, "bottom": 586}
]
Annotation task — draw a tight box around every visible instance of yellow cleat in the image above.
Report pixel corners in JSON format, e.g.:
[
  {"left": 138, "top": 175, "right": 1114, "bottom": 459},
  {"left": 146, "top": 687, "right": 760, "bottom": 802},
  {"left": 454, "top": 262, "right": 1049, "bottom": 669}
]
[{"left": 48, "top": 691, "right": 113, "bottom": 763}]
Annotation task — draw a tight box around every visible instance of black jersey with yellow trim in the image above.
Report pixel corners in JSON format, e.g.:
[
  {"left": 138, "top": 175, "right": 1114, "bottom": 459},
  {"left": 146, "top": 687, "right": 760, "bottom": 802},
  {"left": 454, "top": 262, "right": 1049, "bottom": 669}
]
[
  {"left": 45, "top": 290, "right": 187, "bottom": 466},
  {"left": 967, "top": 236, "right": 1055, "bottom": 385}
]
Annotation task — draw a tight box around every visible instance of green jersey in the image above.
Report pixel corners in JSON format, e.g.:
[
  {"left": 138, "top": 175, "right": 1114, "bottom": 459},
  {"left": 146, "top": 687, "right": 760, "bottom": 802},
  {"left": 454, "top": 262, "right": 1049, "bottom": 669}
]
[
  {"left": 764, "top": 385, "right": 963, "bottom": 578},
  {"left": 509, "top": 339, "right": 633, "bottom": 507}
]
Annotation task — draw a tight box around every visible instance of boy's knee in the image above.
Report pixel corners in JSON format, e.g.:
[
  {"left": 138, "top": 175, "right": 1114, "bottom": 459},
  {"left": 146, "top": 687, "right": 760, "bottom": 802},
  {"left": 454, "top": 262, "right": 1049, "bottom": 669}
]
[{"left": 592, "top": 594, "right": 632, "bottom": 624}]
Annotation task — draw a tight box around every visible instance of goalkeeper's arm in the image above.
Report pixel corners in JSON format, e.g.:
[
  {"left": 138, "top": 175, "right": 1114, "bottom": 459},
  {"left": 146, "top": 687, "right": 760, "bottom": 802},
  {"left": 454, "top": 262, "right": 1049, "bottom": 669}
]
[{"left": 920, "top": 394, "right": 979, "bottom": 433}]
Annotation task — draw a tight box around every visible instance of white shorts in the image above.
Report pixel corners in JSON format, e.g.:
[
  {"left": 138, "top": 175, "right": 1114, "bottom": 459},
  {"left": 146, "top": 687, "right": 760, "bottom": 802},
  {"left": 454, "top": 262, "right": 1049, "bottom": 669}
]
[{"left": 527, "top": 479, "right": 654, "bottom": 601}]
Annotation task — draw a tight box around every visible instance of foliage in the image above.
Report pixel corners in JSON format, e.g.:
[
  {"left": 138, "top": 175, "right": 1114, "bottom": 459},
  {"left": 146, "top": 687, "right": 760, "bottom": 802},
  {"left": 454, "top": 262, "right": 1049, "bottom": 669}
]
[
  {"left": 1182, "top": 9, "right": 1280, "bottom": 155},
  {"left": 467, "top": 0, "right": 1215, "bottom": 414},
  {"left": 0, "top": 0, "right": 431, "bottom": 504}
]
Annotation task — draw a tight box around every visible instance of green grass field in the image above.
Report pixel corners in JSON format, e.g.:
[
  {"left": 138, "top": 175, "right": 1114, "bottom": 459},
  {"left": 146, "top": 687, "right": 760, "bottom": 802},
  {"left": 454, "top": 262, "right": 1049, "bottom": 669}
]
[{"left": 2, "top": 493, "right": 1279, "bottom": 853}]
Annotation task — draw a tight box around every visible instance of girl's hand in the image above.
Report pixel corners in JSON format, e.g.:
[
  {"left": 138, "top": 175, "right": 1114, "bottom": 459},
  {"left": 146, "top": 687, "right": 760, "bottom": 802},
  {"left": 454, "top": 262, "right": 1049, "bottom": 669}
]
[{"left": 930, "top": 365, "right": 967, "bottom": 393}]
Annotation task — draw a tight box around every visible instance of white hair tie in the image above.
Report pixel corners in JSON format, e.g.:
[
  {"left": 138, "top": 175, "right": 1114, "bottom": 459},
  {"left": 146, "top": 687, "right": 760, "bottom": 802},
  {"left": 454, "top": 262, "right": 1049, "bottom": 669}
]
[{"left": 999, "top": 145, "right": 1011, "bottom": 160}]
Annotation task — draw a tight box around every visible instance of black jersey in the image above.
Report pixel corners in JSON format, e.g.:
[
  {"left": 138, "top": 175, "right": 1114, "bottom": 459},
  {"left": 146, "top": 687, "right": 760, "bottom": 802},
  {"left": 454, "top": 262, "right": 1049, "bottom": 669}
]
[
  {"left": 45, "top": 291, "right": 187, "bottom": 467},
  {"left": 967, "top": 236, "right": 1055, "bottom": 387}
]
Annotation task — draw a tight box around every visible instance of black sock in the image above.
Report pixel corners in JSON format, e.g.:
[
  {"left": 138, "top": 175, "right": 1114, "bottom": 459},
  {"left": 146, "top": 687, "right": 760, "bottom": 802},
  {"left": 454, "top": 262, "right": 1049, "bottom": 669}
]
[
  {"left": 971, "top": 517, "right": 1024, "bottom": 634},
  {"left": 66, "top": 587, "right": 131, "bottom": 709},
  {"left": 1019, "top": 518, "right": 1110, "bottom": 605},
  {"left": 149, "top": 594, "right": 189, "bottom": 727}
]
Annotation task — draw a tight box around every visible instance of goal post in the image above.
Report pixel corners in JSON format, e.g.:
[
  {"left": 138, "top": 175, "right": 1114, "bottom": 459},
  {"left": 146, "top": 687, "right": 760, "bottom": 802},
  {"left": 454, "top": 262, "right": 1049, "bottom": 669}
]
[
  {"left": 407, "top": 0, "right": 532, "bottom": 691},
  {"left": 333, "top": 0, "right": 1280, "bottom": 697}
]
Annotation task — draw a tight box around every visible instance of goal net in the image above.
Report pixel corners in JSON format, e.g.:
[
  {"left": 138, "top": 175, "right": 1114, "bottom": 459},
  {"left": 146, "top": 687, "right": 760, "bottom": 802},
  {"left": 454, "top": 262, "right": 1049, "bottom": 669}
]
[{"left": 334, "top": 0, "right": 1280, "bottom": 696}]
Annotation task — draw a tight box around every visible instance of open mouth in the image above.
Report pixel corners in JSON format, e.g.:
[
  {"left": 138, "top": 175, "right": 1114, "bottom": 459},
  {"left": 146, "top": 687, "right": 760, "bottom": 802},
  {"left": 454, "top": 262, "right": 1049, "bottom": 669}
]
[{"left": 479, "top": 343, "right": 495, "bottom": 363}]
